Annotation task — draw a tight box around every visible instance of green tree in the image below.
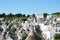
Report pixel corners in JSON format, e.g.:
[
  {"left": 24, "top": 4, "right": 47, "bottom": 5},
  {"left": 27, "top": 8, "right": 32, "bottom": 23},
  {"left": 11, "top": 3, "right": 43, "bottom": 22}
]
[
  {"left": 6, "top": 13, "right": 14, "bottom": 20},
  {"left": 7, "top": 13, "right": 14, "bottom": 17},
  {"left": 22, "top": 34, "right": 27, "bottom": 40},
  {"left": 32, "top": 14, "right": 35, "bottom": 17},
  {"left": 15, "top": 13, "right": 22, "bottom": 18},
  {"left": 0, "top": 13, "right": 6, "bottom": 18},
  {"left": 21, "top": 14, "right": 27, "bottom": 22},
  {"left": 2, "top": 13, "right": 6, "bottom": 17},
  {"left": 0, "top": 14, "right": 3, "bottom": 18},
  {"left": 21, "top": 17, "right": 27, "bottom": 22},
  {"left": 54, "top": 34, "right": 60, "bottom": 40},
  {"left": 10, "top": 27, "right": 16, "bottom": 34},
  {"left": 22, "top": 14, "right": 26, "bottom": 17},
  {"left": 52, "top": 12, "right": 60, "bottom": 17},
  {"left": 27, "top": 15, "right": 30, "bottom": 18},
  {"left": 43, "top": 13, "right": 48, "bottom": 18},
  {"left": 52, "top": 12, "right": 60, "bottom": 15}
]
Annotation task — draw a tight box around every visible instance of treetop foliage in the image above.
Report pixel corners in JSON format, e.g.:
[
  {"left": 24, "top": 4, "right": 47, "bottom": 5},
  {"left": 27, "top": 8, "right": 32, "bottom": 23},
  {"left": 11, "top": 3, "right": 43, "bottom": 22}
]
[
  {"left": 0, "top": 12, "right": 60, "bottom": 18},
  {"left": 52, "top": 12, "right": 60, "bottom": 17},
  {"left": 43, "top": 13, "right": 48, "bottom": 18},
  {"left": 54, "top": 33, "right": 60, "bottom": 40}
]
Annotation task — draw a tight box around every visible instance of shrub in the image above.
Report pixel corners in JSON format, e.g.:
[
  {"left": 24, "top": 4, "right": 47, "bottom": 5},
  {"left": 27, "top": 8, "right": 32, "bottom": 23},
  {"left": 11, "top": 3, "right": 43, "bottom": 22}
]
[{"left": 54, "top": 33, "right": 60, "bottom": 40}]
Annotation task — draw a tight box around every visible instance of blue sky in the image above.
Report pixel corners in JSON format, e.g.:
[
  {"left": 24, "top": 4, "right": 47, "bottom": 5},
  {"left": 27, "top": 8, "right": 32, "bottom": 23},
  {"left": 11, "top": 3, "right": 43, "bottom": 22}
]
[{"left": 0, "top": 0, "right": 60, "bottom": 15}]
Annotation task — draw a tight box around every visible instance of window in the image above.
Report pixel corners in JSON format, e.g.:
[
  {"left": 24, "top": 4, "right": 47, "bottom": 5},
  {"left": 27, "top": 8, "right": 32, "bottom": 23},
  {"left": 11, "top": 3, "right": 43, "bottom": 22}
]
[
  {"left": 56, "top": 23, "right": 60, "bottom": 27},
  {"left": 27, "top": 29, "right": 29, "bottom": 31},
  {"left": 59, "top": 30, "right": 60, "bottom": 32}
]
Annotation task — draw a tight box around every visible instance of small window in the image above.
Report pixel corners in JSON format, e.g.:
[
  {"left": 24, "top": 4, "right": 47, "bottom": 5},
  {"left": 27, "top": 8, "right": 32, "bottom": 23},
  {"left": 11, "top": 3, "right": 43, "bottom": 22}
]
[
  {"left": 27, "top": 29, "right": 29, "bottom": 31},
  {"left": 59, "top": 30, "right": 60, "bottom": 32}
]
